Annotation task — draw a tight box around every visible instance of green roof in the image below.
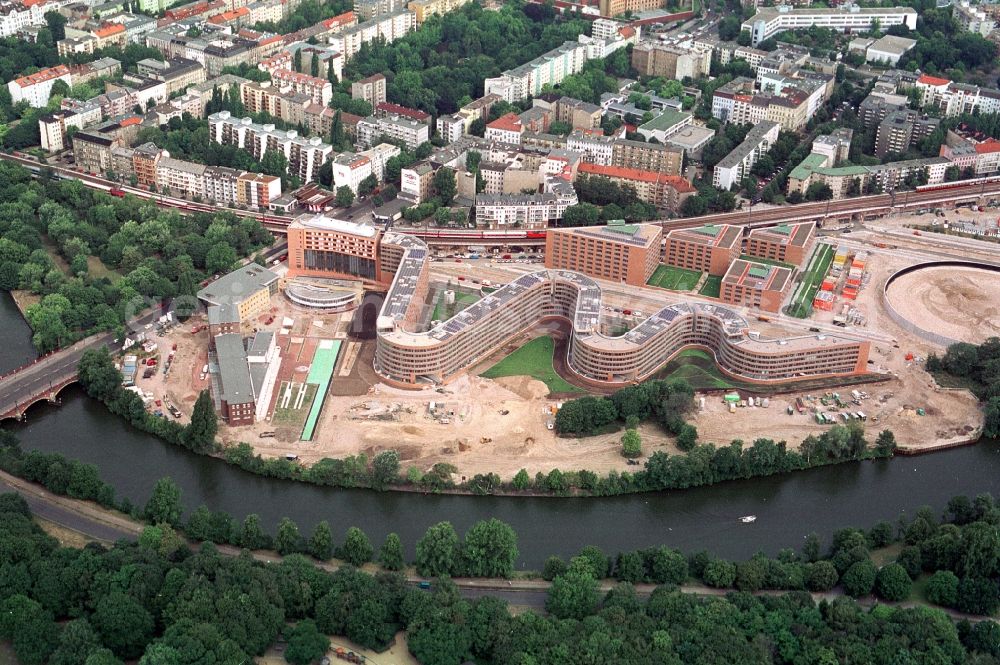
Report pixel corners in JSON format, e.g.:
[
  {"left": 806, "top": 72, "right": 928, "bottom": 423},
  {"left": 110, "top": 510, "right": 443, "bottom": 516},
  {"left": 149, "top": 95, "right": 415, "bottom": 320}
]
[
  {"left": 772, "top": 224, "right": 793, "bottom": 236},
  {"left": 638, "top": 109, "right": 691, "bottom": 132},
  {"left": 692, "top": 225, "right": 721, "bottom": 236},
  {"left": 790, "top": 152, "right": 868, "bottom": 181},
  {"left": 606, "top": 222, "right": 640, "bottom": 236},
  {"left": 748, "top": 265, "right": 771, "bottom": 279}
]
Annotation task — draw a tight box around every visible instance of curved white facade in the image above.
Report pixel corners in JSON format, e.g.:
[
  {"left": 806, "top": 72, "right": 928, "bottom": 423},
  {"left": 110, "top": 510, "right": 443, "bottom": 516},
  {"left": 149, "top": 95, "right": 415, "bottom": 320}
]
[{"left": 375, "top": 234, "right": 870, "bottom": 386}]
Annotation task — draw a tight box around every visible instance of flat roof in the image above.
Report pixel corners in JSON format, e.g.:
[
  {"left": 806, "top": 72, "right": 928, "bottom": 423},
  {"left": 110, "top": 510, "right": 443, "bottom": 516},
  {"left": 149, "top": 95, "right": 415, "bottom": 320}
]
[
  {"left": 723, "top": 258, "right": 793, "bottom": 292},
  {"left": 748, "top": 221, "right": 815, "bottom": 247},
  {"left": 553, "top": 221, "right": 661, "bottom": 248},
  {"left": 638, "top": 109, "right": 691, "bottom": 132},
  {"left": 668, "top": 224, "right": 742, "bottom": 249},
  {"left": 197, "top": 264, "right": 278, "bottom": 307},
  {"left": 215, "top": 333, "right": 253, "bottom": 405},
  {"left": 290, "top": 214, "right": 379, "bottom": 237}
]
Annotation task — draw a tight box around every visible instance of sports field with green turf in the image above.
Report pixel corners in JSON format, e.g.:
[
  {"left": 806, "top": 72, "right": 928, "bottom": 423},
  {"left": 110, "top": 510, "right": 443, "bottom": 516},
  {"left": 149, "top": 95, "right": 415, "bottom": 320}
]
[
  {"left": 647, "top": 264, "right": 702, "bottom": 291},
  {"left": 698, "top": 275, "right": 722, "bottom": 298},
  {"left": 480, "top": 336, "right": 580, "bottom": 394}
]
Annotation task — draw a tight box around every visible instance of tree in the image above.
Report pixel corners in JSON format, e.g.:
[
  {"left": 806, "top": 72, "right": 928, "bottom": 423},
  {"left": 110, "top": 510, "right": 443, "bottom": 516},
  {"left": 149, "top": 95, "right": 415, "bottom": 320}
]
[
  {"left": 433, "top": 167, "right": 456, "bottom": 206},
  {"left": 416, "top": 521, "right": 459, "bottom": 577},
  {"left": 621, "top": 428, "right": 642, "bottom": 458},
  {"left": 284, "top": 620, "right": 329, "bottom": 665},
  {"left": 335, "top": 186, "right": 355, "bottom": 207},
  {"left": 329, "top": 109, "right": 344, "bottom": 148},
  {"left": 240, "top": 513, "right": 269, "bottom": 550},
  {"left": 371, "top": 450, "right": 399, "bottom": 490},
  {"left": 379, "top": 533, "right": 404, "bottom": 570},
  {"left": 512, "top": 469, "right": 531, "bottom": 491},
  {"left": 546, "top": 569, "right": 598, "bottom": 620},
  {"left": 984, "top": 397, "right": 1000, "bottom": 439},
  {"left": 275, "top": 517, "right": 302, "bottom": 555},
  {"left": 841, "top": 559, "right": 877, "bottom": 597},
  {"left": 0, "top": 595, "right": 58, "bottom": 665},
  {"left": 561, "top": 203, "right": 601, "bottom": 227},
  {"left": 184, "top": 390, "right": 217, "bottom": 452},
  {"left": 702, "top": 559, "right": 737, "bottom": 588},
  {"left": 462, "top": 519, "right": 518, "bottom": 578},
  {"left": 205, "top": 243, "right": 237, "bottom": 274},
  {"left": 358, "top": 173, "right": 378, "bottom": 197},
  {"left": 543, "top": 556, "right": 568, "bottom": 581},
  {"left": 874, "top": 563, "right": 911, "bottom": 601},
  {"left": 807, "top": 561, "right": 839, "bottom": 591},
  {"left": 956, "top": 577, "right": 1000, "bottom": 615},
  {"left": 143, "top": 477, "right": 182, "bottom": 525},
  {"left": 340, "top": 526, "right": 373, "bottom": 566},
  {"left": 676, "top": 424, "right": 697, "bottom": 452},
  {"left": 308, "top": 520, "right": 334, "bottom": 560},
  {"left": 92, "top": 592, "right": 154, "bottom": 659},
  {"left": 925, "top": 570, "right": 959, "bottom": 607}
]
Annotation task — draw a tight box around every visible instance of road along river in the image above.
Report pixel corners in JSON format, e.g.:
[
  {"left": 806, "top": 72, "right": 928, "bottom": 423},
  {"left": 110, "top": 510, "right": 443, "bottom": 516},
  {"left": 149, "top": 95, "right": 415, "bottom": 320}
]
[{"left": 2, "top": 294, "right": 998, "bottom": 569}]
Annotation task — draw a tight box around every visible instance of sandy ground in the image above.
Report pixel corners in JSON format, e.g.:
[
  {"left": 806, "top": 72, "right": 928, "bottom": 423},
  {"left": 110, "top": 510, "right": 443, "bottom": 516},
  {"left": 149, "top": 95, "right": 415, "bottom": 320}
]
[
  {"left": 886, "top": 266, "right": 1000, "bottom": 343},
  {"left": 258, "top": 632, "right": 418, "bottom": 665}
]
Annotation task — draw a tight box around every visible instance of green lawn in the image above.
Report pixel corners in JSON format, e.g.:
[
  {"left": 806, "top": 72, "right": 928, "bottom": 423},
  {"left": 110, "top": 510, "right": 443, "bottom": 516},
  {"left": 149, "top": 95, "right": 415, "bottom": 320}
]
[
  {"left": 656, "top": 348, "right": 735, "bottom": 390},
  {"left": 787, "top": 243, "right": 835, "bottom": 319},
  {"left": 699, "top": 275, "right": 723, "bottom": 298},
  {"left": 647, "top": 264, "right": 702, "bottom": 291},
  {"left": 480, "top": 336, "right": 580, "bottom": 394},
  {"left": 432, "top": 290, "right": 480, "bottom": 322}
]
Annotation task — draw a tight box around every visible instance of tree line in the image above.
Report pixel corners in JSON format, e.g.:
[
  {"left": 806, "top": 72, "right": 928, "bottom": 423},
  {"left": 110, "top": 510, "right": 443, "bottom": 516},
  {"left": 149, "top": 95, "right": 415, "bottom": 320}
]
[{"left": 2, "top": 486, "right": 1000, "bottom": 665}]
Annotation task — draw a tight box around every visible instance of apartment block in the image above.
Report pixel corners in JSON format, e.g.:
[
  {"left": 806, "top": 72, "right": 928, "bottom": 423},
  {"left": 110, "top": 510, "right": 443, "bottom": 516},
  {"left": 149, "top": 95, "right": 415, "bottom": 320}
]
[
  {"left": 157, "top": 156, "right": 206, "bottom": 198},
  {"left": 351, "top": 73, "right": 387, "bottom": 108},
  {"left": 597, "top": 0, "right": 665, "bottom": 18},
  {"left": 353, "top": 0, "right": 406, "bottom": 20},
  {"left": 136, "top": 57, "right": 206, "bottom": 96},
  {"left": 874, "top": 110, "right": 940, "bottom": 158},
  {"left": 270, "top": 69, "right": 332, "bottom": 106},
  {"left": 913, "top": 74, "right": 1000, "bottom": 118},
  {"left": 544, "top": 221, "right": 663, "bottom": 287},
  {"left": 745, "top": 222, "right": 816, "bottom": 267},
  {"left": 742, "top": 6, "right": 918, "bottom": 47},
  {"left": 611, "top": 139, "right": 683, "bottom": 175},
  {"left": 375, "top": 101, "right": 430, "bottom": 125},
  {"left": 578, "top": 163, "right": 696, "bottom": 213},
  {"left": 197, "top": 264, "right": 279, "bottom": 324},
  {"left": 407, "top": 0, "right": 469, "bottom": 23},
  {"left": 327, "top": 9, "right": 416, "bottom": 62},
  {"left": 713, "top": 120, "right": 780, "bottom": 191},
  {"left": 953, "top": 0, "right": 995, "bottom": 36},
  {"left": 400, "top": 160, "right": 434, "bottom": 203},
  {"left": 474, "top": 180, "right": 578, "bottom": 229},
  {"left": 208, "top": 111, "right": 334, "bottom": 183},
  {"left": 7, "top": 64, "right": 72, "bottom": 108},
  {"left": 39, "top": 109, "right": 91, "bottom": 152},
  {"left": 664, "top": 224, "right": 742, "bottom": 276},
  {"left": 720, "top": 259, "right": 794, "bottom": 313},
  {"left": 436, "top": 114, "right": 464, "bottom": 144},
  {"left": 357, "top": 114, "right": 430, "bottom": 150},
  {"left": 485, "top": 113, "right": 524, "bottom": 145},
  {"left": 631, "top": 41, "right": 711, "bottom": 80}
]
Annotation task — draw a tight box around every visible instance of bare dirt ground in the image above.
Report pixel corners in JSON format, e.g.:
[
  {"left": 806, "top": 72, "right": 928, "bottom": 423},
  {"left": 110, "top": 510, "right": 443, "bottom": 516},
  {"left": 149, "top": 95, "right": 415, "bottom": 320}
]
[
  {"left": 258, "top": 632, "right": 418, "bottom": 665},
  {"left": 886, "top": 266, "right": 1000, "bottom": 343}
]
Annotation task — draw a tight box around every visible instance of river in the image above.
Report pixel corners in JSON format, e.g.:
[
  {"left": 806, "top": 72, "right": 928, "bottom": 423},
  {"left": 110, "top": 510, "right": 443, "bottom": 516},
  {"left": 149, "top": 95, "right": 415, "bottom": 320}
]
[{"left": 2, "top": 294, "right": 999, "bottom": 569}]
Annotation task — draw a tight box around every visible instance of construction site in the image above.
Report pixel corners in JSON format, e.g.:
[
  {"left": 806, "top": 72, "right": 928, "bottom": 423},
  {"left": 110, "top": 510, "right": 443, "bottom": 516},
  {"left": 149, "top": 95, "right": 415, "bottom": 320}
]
[{"left": 114, "top": 201, "right": 998, "bottom": 482}]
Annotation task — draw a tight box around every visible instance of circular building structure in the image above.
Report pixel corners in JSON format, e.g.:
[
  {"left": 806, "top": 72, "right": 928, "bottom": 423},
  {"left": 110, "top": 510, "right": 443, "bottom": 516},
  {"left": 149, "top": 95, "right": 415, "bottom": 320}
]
[
  {"left": 883, "top": 261, "right": 1000, "bottom": 346},
  {"left": 284, "top": 279, "right": 361, "bottom": 312}
]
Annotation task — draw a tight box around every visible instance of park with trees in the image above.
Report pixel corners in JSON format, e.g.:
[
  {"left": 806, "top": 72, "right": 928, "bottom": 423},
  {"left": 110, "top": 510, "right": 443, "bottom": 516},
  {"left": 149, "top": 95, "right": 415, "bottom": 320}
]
[{"left": 1, "top": 474, "right": 1000, "bottom": 665}]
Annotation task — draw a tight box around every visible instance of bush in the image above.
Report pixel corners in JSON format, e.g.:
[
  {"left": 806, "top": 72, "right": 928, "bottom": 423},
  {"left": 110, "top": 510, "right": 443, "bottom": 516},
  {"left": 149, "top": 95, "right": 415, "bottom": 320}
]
[
  {"left": 925, "top": 570, "right": 959, "bottom": 607},
  {"left": 874, "top": 563, "right": 911, "bottom": 602},
  {"left": 702, "top": 559, "right": 737, "bottom": 588},
  {"left": 841, "top": 560, "right": 877, "bottom": 597}
]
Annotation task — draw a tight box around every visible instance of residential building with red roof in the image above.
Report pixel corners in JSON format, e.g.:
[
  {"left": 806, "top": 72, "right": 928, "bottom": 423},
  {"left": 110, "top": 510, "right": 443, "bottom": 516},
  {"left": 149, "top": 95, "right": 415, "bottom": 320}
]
[
  {"left": 485, "top": 113, "right": 524, "bottom": 145},
  {"left": 7, "top": 64, "right": 72, "bottom": 108},
  {"left": 578, "top": 162, "right": 695, "bottom": 213},
  {"left": 375, "top": 101, "right": 430, "bottom": 124}
]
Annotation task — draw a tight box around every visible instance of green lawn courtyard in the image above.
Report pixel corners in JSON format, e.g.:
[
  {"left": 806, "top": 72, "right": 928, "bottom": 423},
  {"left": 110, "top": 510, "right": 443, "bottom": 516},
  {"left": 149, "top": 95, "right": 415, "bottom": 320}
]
[
  {"left": 698, "top": 275, "right": 723, "bottom": 298},
  {"left": 480, "top": 336, "right": 580, "bottom": 394},
  {"left": 432, "top": 290, "right": 480, "bottom": 322},
  {"left": 647, "top": 264, "right": 702, "bottom": 291},
  {"left": 787, "top": 243, "right": 835, "bottom": 318}
]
